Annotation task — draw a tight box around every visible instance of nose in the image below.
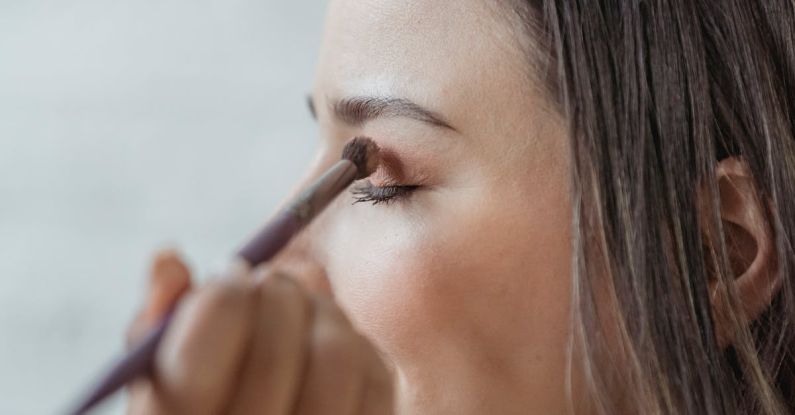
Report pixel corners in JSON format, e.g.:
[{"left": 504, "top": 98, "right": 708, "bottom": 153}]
[{"left": 265, "top": 149, "right": 337, "bottom": 297}]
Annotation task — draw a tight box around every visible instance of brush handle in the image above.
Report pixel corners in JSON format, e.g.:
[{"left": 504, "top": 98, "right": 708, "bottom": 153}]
[
  {"left": 67, "top": 160, "right": 357, "bottom": 415},
  {"left": 238, "top": 208, "right": 304, "bottom": 266},
  {"left": 66, "top": 211, "right": 301, "bottom": 415},
  {"left": 67, "top": 312, "right": 173, "bottom": 415}
]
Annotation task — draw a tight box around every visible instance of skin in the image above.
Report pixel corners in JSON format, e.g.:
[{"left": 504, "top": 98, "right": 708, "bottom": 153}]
[
  {"left": 126, "top": 0, "right": 778, "bottom": 414},
  {"left": 306, "top": 0, "right": 572, "bottom": 413}
]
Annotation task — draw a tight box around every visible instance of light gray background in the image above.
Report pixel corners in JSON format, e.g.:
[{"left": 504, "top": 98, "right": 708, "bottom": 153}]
[{"left": 0, "top": 1, "right": 326, "bottom": 413}]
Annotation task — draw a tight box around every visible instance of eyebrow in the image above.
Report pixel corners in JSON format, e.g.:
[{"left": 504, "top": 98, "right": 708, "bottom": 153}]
[{"left": 307, "top": 95, "right": 455, "bottom": 130}]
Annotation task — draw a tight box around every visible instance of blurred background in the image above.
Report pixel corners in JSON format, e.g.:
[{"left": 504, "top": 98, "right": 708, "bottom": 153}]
[{"left": 0, "top": 1, "right": 325, "bottom": 413}]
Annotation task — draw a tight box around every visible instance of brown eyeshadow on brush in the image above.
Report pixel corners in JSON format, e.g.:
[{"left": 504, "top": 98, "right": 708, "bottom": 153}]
[{"left": 342, "top": 136, "right": 382, "bottom": 179}]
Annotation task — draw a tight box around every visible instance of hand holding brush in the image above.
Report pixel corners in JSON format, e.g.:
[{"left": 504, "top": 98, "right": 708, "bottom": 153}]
[{"left": 68, "top": 138, "right": 393, "bottom": 415}]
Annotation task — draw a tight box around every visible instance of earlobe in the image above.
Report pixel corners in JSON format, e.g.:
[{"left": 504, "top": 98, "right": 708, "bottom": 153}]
[{"left": 707, "top": 158, "right": 780, "bottom": 349}]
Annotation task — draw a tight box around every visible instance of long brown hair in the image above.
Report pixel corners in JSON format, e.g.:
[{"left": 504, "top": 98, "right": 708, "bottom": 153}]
[{"left": 514, "top": 1, "right": 795, "bottom": 413}]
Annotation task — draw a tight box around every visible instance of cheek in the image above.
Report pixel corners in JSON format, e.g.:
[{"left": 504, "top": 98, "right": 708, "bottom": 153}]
[{"left": 319, "top": 183, "right": 573, "bottom": 370}]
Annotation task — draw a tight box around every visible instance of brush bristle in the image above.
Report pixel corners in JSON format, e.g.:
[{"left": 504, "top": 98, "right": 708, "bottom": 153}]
[{"left": 341, "top": 136, "right": 381, "bottom": 179}]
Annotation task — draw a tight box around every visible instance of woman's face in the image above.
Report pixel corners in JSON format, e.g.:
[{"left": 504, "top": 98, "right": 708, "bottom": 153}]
[{"left": 292, "top": 0, "right": 574, "bottom": 412}]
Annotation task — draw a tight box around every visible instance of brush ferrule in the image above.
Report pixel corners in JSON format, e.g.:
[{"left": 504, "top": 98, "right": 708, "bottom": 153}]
[{"left": 291, "top": 159, "right": 357, "bottom": 223}]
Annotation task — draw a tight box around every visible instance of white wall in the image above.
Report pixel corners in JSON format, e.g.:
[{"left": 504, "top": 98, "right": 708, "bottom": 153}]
[{"left": 0, "top": 1, "right": 326, "bottom": 413}]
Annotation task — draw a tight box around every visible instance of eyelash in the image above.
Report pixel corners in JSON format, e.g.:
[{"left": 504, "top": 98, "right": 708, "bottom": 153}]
[{"left": 351, "top": 181, "right": 419, "bottom": 205}]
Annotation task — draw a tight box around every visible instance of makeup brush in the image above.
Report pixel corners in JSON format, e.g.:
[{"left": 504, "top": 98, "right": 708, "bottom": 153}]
[{"left": 68, "top": 137, "right": 381, "bottom": 415}]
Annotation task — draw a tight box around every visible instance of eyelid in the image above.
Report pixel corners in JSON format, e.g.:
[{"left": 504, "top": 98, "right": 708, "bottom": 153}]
[
  {"left": 367, "top": 157, "right": 431, "bottom": 189},
  {"left": 365, "top": 174, "right": 404, "bottom": 188}
]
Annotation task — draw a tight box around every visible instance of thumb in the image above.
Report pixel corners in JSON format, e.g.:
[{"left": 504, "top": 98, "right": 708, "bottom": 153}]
[{"left": 126, "top": 249, "right": 192, "bottom": 346}]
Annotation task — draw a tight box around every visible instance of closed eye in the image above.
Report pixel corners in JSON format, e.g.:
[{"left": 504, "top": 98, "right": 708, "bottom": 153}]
[{"left": 351, "top": 181, "right": 419, "bottom": 205}]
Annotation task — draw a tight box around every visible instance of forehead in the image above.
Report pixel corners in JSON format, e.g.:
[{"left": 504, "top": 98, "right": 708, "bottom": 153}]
[{"left": 315, "top": 0, "right": 532, "bottom": 129}]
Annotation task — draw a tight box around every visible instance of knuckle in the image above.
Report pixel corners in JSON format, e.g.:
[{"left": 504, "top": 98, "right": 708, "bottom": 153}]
[
  {"left": 322, "top": 299, "right": 352, "bottom": 326},
  {"left": 194, "top": 277, "right": 255, "bottom": 316},
  {"left": 369, "top": 362, "right": 395, "bottom": 398},
  {"left": 257, "top": 270, "right": 310, "bottom": 308},
  {"left": 126, "top": 380, "right": 177, "bottom": 415},
  {"left": 312, "top": 293, "right": 353, "bottom": 328},
  {"left": 313, "top": 313, "right": 362, "bottom": 370},
  {"left": 358, "top": 337, "right": 393, "bottom": 392}
]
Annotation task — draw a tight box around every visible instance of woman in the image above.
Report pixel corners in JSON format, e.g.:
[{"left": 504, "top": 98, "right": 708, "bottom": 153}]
[{"left": 125, "top": 1, "right": 795, "bottom": 414}]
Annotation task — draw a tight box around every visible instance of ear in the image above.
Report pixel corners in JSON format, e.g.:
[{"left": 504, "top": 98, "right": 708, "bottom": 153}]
[{"left": 707, "top": 157, "right": 780, "bottom": 349}]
